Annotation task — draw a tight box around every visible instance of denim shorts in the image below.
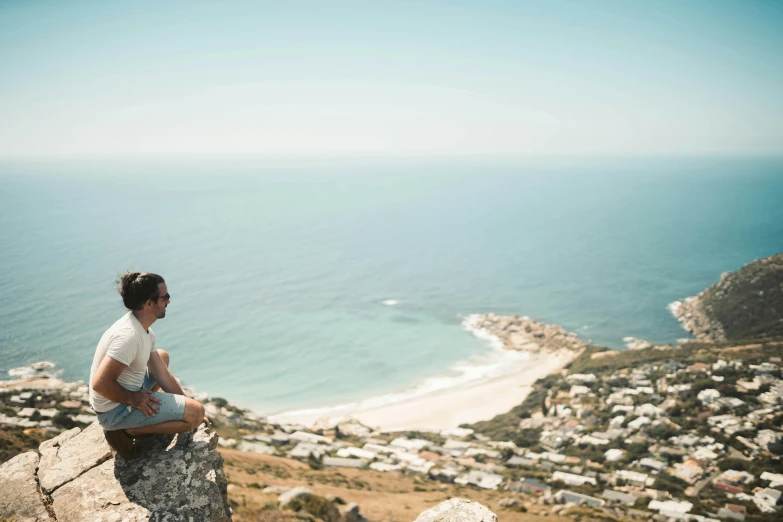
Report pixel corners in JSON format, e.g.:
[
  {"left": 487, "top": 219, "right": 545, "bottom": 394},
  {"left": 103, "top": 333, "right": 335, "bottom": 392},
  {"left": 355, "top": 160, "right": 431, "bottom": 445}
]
[{"left": 97, "top": 371, "right": 186, "bottom": 431}]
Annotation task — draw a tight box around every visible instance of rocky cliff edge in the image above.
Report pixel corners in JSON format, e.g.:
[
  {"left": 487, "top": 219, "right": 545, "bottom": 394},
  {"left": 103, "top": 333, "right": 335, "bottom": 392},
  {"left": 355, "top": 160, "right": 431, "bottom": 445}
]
[{"left": 0, "top": 421, "right": 231, "bottom": 522}]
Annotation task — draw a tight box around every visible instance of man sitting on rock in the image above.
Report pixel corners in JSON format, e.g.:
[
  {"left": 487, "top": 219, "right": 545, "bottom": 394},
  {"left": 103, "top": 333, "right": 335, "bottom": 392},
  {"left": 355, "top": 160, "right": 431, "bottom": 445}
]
[{"left": 90, "top": 271, "right": 209, "bottom": 460}]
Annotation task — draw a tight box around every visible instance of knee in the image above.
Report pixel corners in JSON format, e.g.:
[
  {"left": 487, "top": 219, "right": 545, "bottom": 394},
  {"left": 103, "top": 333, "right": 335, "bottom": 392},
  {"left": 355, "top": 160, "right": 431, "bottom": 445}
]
[
  {"left": 157, "top": 349, "right": 170, "bottom": 368},
  {"left": 183, "top": 399, "right": 204, "bottom": 430}
]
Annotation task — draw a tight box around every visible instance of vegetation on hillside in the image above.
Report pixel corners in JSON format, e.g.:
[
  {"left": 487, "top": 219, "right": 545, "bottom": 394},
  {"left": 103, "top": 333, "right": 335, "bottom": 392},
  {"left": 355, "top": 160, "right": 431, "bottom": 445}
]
[
  {"left": 700, "top": 253, "right": 783, "bottom": 341},
  {"left": 464, "top": 339, "right": 782, "bottom": 448}
]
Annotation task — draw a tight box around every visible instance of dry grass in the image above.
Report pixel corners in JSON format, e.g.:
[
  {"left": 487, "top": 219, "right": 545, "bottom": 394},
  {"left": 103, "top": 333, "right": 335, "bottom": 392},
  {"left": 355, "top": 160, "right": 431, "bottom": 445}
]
[{"left": 219, "top": 449, "right": 570, "bottom": 522}]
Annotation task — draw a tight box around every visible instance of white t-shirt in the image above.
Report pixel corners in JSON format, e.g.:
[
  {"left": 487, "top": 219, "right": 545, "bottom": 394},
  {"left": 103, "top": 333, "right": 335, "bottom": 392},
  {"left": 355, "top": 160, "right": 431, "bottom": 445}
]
[{"left": 89, "top": 311, "right": 157, "bottom": 413}]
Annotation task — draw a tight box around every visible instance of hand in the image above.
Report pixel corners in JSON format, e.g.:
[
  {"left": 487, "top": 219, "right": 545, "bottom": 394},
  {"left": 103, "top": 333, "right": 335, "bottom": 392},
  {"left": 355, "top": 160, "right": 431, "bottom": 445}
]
[
  {"left": 202, "top": 416, "right": 212, "bottom": 428},
  {"left": 130, "top": 389, "right": 162, "bottom": 417}
]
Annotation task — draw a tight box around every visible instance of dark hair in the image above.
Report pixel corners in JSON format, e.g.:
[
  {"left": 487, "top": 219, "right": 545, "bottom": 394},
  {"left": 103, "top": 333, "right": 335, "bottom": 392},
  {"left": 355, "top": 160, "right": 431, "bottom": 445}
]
[{"left": 117, "top": 272, "right": 165, "bottom": 310}]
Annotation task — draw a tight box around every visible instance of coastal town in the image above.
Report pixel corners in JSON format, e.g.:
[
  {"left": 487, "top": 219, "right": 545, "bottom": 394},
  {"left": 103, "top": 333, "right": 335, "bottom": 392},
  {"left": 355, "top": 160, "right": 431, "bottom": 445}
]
[{"left": 2, "top": 330, "right": 781, "bottom": 521}]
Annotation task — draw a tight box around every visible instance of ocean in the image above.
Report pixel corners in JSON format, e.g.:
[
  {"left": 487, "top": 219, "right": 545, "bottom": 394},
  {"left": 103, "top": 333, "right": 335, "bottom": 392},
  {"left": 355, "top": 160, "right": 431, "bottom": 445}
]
[{"left": 1, "top": 156, "right": 781, "bottom": 416}]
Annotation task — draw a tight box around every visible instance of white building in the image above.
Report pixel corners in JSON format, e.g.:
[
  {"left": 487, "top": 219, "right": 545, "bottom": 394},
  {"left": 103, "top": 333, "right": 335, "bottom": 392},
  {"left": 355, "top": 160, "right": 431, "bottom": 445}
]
[
  {"left": 570, "top": 385, "right": 591, "bottom": 398},
  {"left": 628, "top": 416, "right": 651, "bottom": 430},
  {"left": 553, "top": 471, "right": 597, "bottom": 487},
  {"left": 648, "top": 500, "right": 693, "bottom": 515},
  {"left": 605, "top": 449, "right": 624, "bottom": 462},
  {"left": 697, "top": 389, "right": 721, "bottom": 404}
]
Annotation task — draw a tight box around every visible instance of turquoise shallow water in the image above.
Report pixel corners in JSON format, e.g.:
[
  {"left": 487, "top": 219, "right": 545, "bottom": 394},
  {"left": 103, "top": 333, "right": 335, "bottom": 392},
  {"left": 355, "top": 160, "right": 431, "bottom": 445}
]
[{"left": 1, "top": 157, "right": 781, "bottom": 414}]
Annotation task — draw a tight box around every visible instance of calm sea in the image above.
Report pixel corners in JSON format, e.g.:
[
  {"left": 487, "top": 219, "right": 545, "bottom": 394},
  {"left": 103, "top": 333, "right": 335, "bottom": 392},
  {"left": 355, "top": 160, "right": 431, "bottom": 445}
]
[{"left": 1, "top": 157, "right": 781, "bottom": 415}]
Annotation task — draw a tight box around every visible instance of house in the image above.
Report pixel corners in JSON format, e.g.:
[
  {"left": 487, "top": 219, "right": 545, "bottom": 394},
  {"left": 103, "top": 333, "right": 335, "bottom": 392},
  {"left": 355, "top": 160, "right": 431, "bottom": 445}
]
[
  {"left": 370, "top": 461, "right": 405, "bottom": 472},
  {"left": 406, "top": 460, "right": 435, "bottom": 474},
  {"left": 715, "top": 469, "right": 755, "bottom": 486},
  {"left": 716, "top": 505, "right": 746, "bottom": 521},
  {"left": 671, "top": 460, "right": 705, "bottom": 484},
  {"left": 628, "top": 416, "right": 651, "bottom": 430},
  {"left": 506, "top": 456, "right": 536, "bottom": 468},
  {"left": 570, "top": 385, "right": 591, "bottom": 397},
  {"left": 737, "top": 378, "right": 761, "bottom": 392},
  {"left": 697, "top": 389, "right": 721, "bottom": 404},
  {"left": 648, "top": 499, "right": 693, "bottom": 515},
  {"left": 336, "top": 446, "right": 377, "bottom": 460},
  {"left": 510, "top": 478, "right": 551, "bottom": 496},
  {"left": 567, "top": 373, "right": 597, "bottom": 384},
  {"left": 755, "top": 430, "right": 781, "bottom": 451},
  {"left": 753, "top": 488, "right": 781, "bottom": 512},
  {"left": 579, "top": 434, "right": 610, "bottom": 446},
  {"left": 716, "top": 397, "right": 745, "bottom": 409},
  {"left": 604, "top": 449, "right": 624, "bottom": 462},
  {"left": 688, "top": 363, "right": 711, "bottom": 373},
  {"left": 428, "top": 467, "right": 458, "bottom": 482},
  {"left": 440, "top": 427, "right": 474, "bottom": 438},
  {"left": 714, "top": 482, "right": 744, "bottom": 495},
  {"left": 639, "top": 457, "right": 667, "bottom": 472},
  {"left": 454, "top": 470, "right": 504, "bottom": 490},
  {"left": 290, "top": 431, "right": 331, "bottom": 444},
  {"left": 554, "top": 490, "right": 605, "bottom": 507},
  {"left": 750, "top": 362, "right": 779, "bottom": 374},
  {"left": 290, "top": 442, "right": 325, "bottom": 460},
  {"left": 616, "top": 470, "right": 653, "bottom": 487},
  {"left": 691, "top": 447, "right": 720, "bottom": 462},
  {"left": 601, "top": 489, "right": 638, "bottom": 506},
  {"left": 390, "top": 438, "right": 430, "bottom": 452},
  {"left": 641, "top": 489, "right": 670, "bottom": 501},
  {"left": 553, "top": 471, "right": 597, "bottom": 486},
  {"left": 609, "top": 415, "right": 625, "bottom": 427},
  {"left": 760, "top": 471, "right": 783, "bottom": 488},
  {"left": 322, "top": 456, "right": 367, "bottom": 469},
  {"left": 713, "top": 360, "right": 728, "bottom": 371},
  {"left": 418, "top": 451, "right": 442, "bottom": 462},
  {"left": 635, "top": 403, "right": 663, "bottom": 418}
]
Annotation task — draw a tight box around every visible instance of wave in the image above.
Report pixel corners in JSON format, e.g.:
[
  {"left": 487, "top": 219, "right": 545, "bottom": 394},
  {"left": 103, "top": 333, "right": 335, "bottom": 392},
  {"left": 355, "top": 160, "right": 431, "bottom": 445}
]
[
  {"left": 268, "top": 315, "right": 530, "bottom": 423},
  {"left": 7, "top": 361, "right": 57, "bottom": 378},
  {"left": 622, "top": 336, "right": 652, "bottom": 350},
  {"left": 381, "top": 299, "right": 398, "bottom": 306}
]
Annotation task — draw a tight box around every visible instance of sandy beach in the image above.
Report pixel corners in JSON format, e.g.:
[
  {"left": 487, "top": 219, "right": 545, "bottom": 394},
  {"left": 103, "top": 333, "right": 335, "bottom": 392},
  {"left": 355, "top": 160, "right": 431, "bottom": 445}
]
[{"left": 270, "top": 349, "right": 575, "bottom": 431}]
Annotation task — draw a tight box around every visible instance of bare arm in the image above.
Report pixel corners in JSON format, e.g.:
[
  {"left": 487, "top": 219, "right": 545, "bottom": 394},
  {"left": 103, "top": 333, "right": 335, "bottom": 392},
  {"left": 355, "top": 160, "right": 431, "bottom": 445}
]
[
  {"left": 147, "top": 351, "right": 185, "bottom": 396},
  {"left": 91, "top": 356, "right": 161, "bottom": 417}
]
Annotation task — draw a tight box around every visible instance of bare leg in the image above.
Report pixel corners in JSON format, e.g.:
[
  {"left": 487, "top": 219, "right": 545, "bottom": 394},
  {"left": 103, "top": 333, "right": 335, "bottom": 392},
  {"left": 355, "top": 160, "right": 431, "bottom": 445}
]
[
  {"left": 125, "top": 420, "right": 193, "bottom": 436},
  {"left": 150, "top": 349, "right": 170, "bottom": 392},
  {"left": 125, "top": 397, "right": 205, "bottom": 437}
]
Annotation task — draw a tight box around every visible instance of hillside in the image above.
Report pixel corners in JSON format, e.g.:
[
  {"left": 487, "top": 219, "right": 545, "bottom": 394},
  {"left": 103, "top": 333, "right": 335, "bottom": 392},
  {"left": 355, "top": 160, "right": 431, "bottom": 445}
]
[{"left": 672, "top": 253, "right": 783, "bottom": 342}]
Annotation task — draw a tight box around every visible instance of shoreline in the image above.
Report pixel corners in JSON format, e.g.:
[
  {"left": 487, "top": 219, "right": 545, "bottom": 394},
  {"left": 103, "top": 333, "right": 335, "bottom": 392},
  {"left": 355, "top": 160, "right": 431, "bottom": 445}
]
[
  {"left": 270, "top": 349, "right": 575, "bottom": 430},
  {"left": 669, "top": 296, "right": 725, "bottom": 343},
  {"left": 3, "top": 313, "right": 584, "bottom": 433},
  {"left": 270, "top": 314, "right": 584, "bottom": 430}
]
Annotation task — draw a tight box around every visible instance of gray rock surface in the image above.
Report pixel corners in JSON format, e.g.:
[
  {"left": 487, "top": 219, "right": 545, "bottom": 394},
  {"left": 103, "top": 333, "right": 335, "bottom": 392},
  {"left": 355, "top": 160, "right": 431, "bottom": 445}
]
[
  {"left": 51, "top": 458, "right": 151, "bottom": 522},
  {"left": 0, "top": 421, "right": 232, "bottom": 521},
  {"left": 465, "top": 314, "right": 586, "bottom": 354},
  {"left": 340, "top": 502, "right": 366, "bottom": 522},
  {"left": 0, "top": 451, "right": 52, "bottom": 522},
  {"left": 38, "top": 422, "right": 112, "bottom": 493},
  {"left": 279, "top": 486, "right": 313, "bottom": 507},
  {"left": 414, "top": 498, "right": 497, "bottom": 522}
]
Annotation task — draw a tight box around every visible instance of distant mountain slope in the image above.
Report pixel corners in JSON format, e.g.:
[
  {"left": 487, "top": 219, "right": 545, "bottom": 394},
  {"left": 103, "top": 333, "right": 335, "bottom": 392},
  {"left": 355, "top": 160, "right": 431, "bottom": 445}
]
[{"left": 672, "top": 253, "right": 783, "bottom": 342}]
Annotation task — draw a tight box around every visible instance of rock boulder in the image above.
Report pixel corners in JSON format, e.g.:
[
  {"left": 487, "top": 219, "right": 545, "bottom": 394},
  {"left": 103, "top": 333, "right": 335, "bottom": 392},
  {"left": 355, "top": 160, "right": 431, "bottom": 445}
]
[
  {"left": 0, "top": 422, "right": 232, "bottom": 521},
  {"left": 0, "top": 451, "right": 52, "bottom": 521},
  {"left": 415, "top": 498, "right": 497, "bottom": 522}
]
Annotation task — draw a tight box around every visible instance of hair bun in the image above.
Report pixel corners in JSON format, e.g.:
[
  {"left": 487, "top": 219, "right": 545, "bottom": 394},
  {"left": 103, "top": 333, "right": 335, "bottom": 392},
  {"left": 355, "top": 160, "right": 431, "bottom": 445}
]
[{"left": 117, "top": 271, "right": 165, "bottom": 311}]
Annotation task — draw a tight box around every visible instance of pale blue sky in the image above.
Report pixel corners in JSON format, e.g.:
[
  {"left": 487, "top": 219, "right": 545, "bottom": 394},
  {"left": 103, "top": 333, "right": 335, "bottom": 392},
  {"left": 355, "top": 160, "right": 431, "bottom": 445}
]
[{"left": 1, "top": 1, "right": 782, "bottom": 158}]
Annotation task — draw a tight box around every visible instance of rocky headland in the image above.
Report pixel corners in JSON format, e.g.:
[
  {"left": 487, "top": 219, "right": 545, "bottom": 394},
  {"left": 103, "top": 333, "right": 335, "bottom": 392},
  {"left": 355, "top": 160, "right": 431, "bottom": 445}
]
[
  {"left": 463, "top": 313, "right": 587, "bottom": 354},
  {"left": 671, "top": 252, "right": 783, "bottom": 342}
]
